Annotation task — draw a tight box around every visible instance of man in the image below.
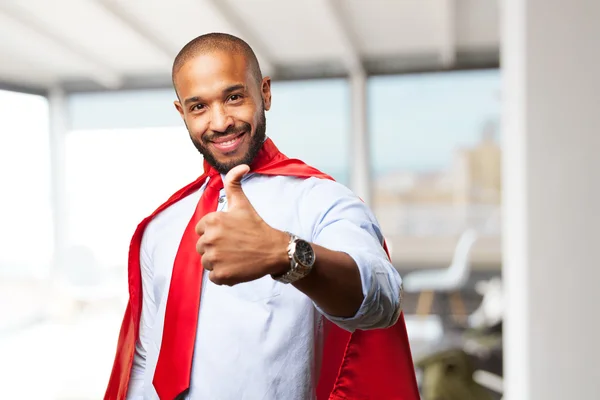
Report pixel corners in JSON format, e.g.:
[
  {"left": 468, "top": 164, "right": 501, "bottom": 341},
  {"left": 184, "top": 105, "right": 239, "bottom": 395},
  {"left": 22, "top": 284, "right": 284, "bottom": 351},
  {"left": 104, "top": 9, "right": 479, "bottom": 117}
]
[{"left": 105, "top": 33, "right": 419, "bottom": 400}]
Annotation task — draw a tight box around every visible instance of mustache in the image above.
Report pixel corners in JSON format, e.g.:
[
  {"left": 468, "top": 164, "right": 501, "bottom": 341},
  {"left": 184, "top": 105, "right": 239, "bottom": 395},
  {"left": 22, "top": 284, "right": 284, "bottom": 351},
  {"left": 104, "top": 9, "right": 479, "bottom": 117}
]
[{"left": 202, "top": 123, "right": 251, "bottom": 143}]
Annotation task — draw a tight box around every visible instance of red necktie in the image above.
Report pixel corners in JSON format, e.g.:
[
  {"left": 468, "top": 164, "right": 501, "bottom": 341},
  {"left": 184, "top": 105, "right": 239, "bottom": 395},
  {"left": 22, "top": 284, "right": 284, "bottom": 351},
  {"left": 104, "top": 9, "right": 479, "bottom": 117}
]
[{"left": 153, "top": 171, "right": 223, "bottom": 399}]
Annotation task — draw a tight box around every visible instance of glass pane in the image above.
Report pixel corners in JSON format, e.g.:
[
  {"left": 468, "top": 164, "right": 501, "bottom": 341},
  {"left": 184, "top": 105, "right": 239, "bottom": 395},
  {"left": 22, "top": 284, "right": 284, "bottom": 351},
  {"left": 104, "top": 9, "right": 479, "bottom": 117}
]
[
  {"left": 268, "top": 79, "right": 350, "bottom": 185},
  {"left": 0, "top": 90, "right": 52, "bottom": 278},
  {"left": 0, "top": 90, "right": 53, "bottom": 399},
  {"left": 65, "top": 126, "right": 201, "bottom": 268},
  {"left": 369, "top": 69, "right": 501, "bottom": 268}
]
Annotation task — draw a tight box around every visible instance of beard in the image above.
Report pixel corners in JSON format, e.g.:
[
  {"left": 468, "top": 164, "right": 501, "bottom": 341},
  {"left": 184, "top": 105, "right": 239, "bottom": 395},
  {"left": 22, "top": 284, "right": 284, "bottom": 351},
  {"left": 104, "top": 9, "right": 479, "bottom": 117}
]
[{"left": 189, "top": 108, "right": 266, "bottom": 174}]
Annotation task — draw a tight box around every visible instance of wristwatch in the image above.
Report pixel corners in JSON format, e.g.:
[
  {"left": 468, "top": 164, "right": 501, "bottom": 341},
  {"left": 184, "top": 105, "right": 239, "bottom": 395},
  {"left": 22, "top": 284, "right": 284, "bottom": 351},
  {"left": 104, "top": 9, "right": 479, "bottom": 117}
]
[{"left": 272, "top": 232, "right": 316, "bottom": 284}]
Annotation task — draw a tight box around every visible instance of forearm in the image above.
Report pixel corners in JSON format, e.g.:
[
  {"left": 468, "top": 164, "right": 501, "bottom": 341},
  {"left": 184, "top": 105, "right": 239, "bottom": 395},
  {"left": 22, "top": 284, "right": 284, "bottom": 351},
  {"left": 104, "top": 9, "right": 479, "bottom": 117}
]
[
  {"left": 279, "top": 179, "right": 403, "bottom": 330},
  {"left": 268, "top": 228, "right": 401, "bottom": 326},
  {"left": 292, "top": 244, "right": 364, "bottom": 318}
]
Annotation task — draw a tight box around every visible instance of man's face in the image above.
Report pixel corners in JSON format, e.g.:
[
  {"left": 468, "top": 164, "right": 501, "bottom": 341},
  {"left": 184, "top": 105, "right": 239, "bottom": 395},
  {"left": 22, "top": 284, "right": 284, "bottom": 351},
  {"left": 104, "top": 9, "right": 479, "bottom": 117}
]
[{"left": 174, "top": 50, "right": 272, "bottom": 174}]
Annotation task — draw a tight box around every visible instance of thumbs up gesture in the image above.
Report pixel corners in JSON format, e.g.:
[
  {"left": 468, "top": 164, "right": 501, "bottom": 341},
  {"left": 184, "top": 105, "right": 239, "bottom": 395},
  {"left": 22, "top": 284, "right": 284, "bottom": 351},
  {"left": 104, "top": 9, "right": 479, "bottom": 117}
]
[{"left": 195, "top": 164, "right": 290, "bottom": 286}]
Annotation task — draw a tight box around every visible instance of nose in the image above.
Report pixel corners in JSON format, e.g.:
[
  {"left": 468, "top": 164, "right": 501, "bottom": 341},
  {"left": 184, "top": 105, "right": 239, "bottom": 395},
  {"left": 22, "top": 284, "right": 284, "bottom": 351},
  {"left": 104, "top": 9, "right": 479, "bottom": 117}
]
[{"left": 208, "top": 105, "right": 234, "bottom": 133}]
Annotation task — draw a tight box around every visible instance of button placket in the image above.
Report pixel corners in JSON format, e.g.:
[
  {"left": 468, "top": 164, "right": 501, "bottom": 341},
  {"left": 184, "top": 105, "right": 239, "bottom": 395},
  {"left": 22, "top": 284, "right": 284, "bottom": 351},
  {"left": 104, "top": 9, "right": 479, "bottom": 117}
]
[{"left": 217, "top": 190, "right": 227, "bottom": 211}]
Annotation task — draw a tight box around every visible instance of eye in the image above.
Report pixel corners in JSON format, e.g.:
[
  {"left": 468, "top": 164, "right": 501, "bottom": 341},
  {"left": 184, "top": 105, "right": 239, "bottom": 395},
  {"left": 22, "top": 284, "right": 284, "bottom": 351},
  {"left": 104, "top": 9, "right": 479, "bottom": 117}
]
[
  {"left": 191, "top": 104, "right": 205, "bottom": 112},
  {"left": 228, "top": 94, "right": 243, "bottom": 102}
]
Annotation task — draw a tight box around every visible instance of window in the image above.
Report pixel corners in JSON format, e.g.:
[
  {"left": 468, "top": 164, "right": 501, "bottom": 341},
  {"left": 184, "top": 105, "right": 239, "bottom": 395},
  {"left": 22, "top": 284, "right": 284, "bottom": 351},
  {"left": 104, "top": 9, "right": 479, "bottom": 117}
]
[
  {"left": 0, "top": 90, "right": 56, "bottom": 399},
  {"left": 65, "top": 126, "right": 201, "bottom": 268},
  {"left": 268, "top": 79, "right": 350, "bottom": 185},
  {"left": 369, "top": 70, "right": 501, "bottom": 267},
  {"left": 0, "top": 90, "right": 52, "bottom": 277}
]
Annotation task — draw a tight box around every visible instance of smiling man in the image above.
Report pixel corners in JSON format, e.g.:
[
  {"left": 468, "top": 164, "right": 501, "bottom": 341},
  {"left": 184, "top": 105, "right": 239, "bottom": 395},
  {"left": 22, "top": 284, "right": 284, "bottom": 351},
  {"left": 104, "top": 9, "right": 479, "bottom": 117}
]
[
  {"left": 174, "top": 40, "right": 267, "bottom": 175},
  {"left": 104, "top": 33, "right": 419, "bottom": 400}
]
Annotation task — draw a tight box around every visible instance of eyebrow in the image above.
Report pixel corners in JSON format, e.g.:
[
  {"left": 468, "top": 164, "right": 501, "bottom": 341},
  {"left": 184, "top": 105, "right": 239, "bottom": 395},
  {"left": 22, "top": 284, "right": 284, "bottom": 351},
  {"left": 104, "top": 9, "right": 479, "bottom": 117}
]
[
  {"left": 183, "top": 84, "right": 247, "bottom": 106},
  {"left": 223, "top": 84, "right": 246, "bottom": 95}
]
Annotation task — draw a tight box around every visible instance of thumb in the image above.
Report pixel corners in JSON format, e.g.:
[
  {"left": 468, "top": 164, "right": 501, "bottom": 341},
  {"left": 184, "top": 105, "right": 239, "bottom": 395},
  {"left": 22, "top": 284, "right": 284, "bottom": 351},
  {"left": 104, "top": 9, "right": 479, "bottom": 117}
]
[{"left": 224, "top": 164, "right": 251, "bottom": 209}]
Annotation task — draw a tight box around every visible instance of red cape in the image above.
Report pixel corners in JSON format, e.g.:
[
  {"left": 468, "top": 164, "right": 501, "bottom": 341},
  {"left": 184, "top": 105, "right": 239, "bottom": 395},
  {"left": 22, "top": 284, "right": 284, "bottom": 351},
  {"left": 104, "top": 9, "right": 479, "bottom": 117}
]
[{"left": 104, "top": 142, "right": 420, "bottom": 399}]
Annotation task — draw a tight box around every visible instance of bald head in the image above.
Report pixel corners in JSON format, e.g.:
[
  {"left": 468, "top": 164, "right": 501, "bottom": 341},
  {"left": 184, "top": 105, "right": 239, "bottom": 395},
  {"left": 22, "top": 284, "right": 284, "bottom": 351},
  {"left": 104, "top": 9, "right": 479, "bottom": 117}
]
[{"left": 172, "top": 33, "right": 263, "bottom": 93}]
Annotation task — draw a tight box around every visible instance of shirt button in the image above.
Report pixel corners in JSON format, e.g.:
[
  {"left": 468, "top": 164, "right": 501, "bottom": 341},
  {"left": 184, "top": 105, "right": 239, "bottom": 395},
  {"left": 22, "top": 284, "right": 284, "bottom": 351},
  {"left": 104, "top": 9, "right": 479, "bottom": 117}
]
[{"left": 218, "top": 197, "right": 225, "bottom": 203}]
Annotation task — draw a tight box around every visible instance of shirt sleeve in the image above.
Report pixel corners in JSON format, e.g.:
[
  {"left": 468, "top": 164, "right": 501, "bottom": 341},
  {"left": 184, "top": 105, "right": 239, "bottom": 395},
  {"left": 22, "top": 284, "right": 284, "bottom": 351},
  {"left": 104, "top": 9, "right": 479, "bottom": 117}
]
[
  {"left": 126, "top": 230, "right": 157, "bottom": 399},
  {"left": 300, "top": 178, "right": 403, "bottom": 332}
]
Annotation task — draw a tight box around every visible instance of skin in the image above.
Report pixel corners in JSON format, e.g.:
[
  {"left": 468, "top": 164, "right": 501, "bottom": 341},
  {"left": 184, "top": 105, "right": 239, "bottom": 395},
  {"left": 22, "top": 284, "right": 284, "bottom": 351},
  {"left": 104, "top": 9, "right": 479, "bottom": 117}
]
[{"left": 174, "top": 49, "right": 363, "bottom": 318}]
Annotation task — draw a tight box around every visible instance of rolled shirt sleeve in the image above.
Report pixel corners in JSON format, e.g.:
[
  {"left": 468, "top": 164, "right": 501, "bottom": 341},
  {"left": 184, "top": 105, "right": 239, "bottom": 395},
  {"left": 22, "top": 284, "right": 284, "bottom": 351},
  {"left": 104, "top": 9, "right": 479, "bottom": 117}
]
[{"left": 299, "top": 178, "right": 403, "bottom": 332}]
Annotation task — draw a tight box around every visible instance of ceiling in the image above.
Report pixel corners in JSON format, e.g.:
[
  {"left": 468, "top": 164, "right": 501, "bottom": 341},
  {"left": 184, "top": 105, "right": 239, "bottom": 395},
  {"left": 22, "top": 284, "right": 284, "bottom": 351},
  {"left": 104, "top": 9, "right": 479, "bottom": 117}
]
[{"left": 0, "top": 0, "right": 499, "bottom": 94}]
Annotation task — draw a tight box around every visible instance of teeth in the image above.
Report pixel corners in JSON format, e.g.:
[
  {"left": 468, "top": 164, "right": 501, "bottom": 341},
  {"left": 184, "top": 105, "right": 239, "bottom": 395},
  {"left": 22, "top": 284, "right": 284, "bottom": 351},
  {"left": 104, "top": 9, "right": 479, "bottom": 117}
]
[{"left": 218, "top": 137, "right": 239, "bottom": 146}]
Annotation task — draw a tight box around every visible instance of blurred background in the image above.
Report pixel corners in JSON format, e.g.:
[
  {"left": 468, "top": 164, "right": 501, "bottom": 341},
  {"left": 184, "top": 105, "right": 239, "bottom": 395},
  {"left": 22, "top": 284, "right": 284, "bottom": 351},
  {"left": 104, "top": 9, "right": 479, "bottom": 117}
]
[{"left": 0, "top": 1, "right": 597, "bottom": 399}]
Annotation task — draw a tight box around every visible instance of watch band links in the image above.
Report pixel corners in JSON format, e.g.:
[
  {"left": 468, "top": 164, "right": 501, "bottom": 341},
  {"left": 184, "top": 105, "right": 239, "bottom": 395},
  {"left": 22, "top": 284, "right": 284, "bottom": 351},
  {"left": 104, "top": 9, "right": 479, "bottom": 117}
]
[{"left": 273, "top": 232, "right": 313, "bottom": 284}]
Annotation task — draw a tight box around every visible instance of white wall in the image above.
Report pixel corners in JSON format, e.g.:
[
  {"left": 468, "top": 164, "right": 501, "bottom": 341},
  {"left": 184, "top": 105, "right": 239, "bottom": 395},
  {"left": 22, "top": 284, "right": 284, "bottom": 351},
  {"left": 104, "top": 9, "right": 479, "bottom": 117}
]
[{"left": 502, "top": 1, "right": 600, "bottom": 399}]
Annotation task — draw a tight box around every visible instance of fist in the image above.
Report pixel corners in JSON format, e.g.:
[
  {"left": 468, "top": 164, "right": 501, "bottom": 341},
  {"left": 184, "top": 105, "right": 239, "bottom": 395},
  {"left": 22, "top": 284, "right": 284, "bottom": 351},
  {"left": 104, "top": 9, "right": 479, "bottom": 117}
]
[{"left": 195, "top": 165, "right": 289, "bottom": 285}]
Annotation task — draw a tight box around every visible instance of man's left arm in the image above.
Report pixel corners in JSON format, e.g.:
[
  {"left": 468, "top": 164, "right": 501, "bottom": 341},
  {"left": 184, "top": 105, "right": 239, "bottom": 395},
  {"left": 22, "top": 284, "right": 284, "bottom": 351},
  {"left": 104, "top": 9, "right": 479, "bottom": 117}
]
[
  {"left": 272, "top": 179, "right": 403, "bottom": 332},
  {"left": 198, "top": 168, "right": 402, "bottom": 332}
]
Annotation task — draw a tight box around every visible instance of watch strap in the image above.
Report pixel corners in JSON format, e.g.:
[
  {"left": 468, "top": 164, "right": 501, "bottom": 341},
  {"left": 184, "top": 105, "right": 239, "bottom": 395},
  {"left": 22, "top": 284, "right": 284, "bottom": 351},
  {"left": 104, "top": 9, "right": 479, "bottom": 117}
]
[{"left": 272, "top": 232, "right": 314, "bottom": 284}]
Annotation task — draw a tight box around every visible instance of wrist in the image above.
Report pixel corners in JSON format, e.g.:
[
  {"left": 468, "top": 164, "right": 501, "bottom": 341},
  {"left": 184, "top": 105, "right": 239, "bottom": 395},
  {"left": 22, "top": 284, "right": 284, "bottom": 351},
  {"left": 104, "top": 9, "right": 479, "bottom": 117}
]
[
  {"left": 268, "top": 229, "right": 291, "bottom": 277},
  {"left": 271, "top": 232, "right": 316, "bottom": 284}
]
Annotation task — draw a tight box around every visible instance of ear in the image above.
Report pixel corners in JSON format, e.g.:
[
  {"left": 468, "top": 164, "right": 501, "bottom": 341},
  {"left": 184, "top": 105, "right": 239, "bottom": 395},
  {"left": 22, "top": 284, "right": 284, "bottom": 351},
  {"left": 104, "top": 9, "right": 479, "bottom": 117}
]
[
  {"left": 174, "top": 100, "right": 185, "bottom": 120},
  {"left": 260, "top": 77, "right": 272, "bottom": 111}
]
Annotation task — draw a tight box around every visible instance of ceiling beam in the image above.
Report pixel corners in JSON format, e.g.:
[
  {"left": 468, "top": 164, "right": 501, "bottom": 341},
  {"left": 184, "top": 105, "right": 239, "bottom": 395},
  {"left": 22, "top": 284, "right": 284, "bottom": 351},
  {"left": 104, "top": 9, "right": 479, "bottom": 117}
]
[
  {"left": 94, "top": 0, "right": 177, "bottom": 60},
  {"left": 321, "top": 0, "right": 364, "bottom": 74},
  {"left": 204, "top": 0, "right": 275, "bottom": 76},
  {"left": 59, "top": 50, "right": 500, "bottom": 94},
  {"left": 0, "top": 1, "right": 122, "bottom": 89},
  {"left": 440, "top": 0, "right": 457, "bottom": 67},
  {"left": 0, "top": 79, "right": 47, "bottom": 96}
]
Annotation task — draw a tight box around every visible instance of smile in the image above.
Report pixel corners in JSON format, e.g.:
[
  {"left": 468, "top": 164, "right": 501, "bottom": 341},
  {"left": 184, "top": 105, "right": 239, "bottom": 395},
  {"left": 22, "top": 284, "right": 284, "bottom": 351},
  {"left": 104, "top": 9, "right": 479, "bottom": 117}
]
[{"left": 211, "top": 132, "right": 246, "bottom": 153}]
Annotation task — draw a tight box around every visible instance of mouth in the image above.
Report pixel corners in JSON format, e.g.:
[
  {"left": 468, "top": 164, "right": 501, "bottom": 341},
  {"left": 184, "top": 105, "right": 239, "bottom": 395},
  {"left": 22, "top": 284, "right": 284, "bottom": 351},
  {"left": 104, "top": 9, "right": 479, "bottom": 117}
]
[{"left": 210, "top": 131, "right": 246, "bottom": 154}]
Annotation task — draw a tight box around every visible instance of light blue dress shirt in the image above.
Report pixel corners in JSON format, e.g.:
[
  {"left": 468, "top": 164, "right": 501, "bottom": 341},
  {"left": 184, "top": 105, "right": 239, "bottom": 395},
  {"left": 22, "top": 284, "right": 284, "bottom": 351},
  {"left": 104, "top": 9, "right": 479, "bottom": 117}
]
[{"left": 127, "top": 173, "right": 403, "bottom": 400}]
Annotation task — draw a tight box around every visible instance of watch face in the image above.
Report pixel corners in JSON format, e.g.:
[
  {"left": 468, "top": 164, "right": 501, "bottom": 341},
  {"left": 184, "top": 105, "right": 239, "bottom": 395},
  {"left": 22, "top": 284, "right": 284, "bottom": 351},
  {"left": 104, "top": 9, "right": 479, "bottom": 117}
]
[{"left": 295, "top": 240, "right": 315, "bottom": 266}]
